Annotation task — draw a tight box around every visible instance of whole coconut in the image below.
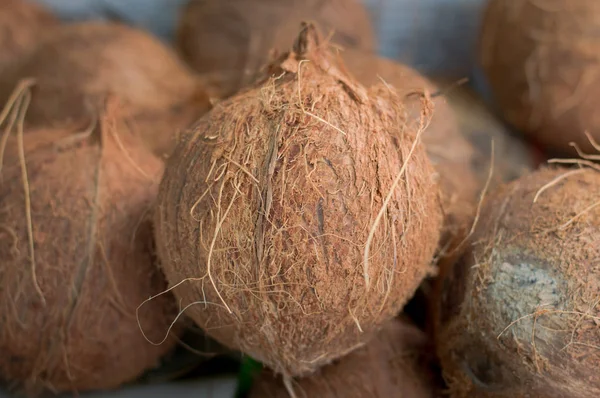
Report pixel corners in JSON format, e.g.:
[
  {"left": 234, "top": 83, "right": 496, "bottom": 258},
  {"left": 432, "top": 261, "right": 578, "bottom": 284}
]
[
  {"left": 0, "top": 0, "right": 59, "bottom": 73},
  {"left": 0, "top": 21, "right": 212, "bottom": 158},
  {"left": 155, "top": 25, "right": 442, "bottom": 378},
  {"left": 340, "top": 50, "right": 478, "bottom": 251},
  {"left": 480, "top": 0, "right": 600, "bottom": 154},
  {"left": 0, "top": 101, "right": 179, "bottom": 393},
  {"left": 434, "top": 167, "right": 600, "bottom": 397},
  {"left": 250, "top": 318, "right": 439, "bottom": 398},
  {"left": 175, "top": 0, "right": 376, "bottom": 97}
]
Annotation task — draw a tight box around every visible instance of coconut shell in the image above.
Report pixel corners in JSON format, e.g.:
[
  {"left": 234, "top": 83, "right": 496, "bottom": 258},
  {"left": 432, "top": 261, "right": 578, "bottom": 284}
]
[
  {"left": 0, "top": 0, "right": 59, "bottom": 73},
  {"left": 155, "top": 25, "right": 442, "bottom": 377},
  {"left": 175, "top": 0, "right": 376, "bottom": 97},
  {"left": 434, "top": 167, "right": 600, "bottom": 397},
  {"left": 0, "top": 107, "right": 179, "bottom": 393},
  {"left": 250, "top": 318, "right": 438, "bottom": 398},
  {"left": 0, "top": 21, "right": 212, "bottom": 158},
  {"left": 480, "top": 0, "right": 600, "bottom": 154},
  {"left": 340, "top": 50, "right": 478, "bottom": 251}
]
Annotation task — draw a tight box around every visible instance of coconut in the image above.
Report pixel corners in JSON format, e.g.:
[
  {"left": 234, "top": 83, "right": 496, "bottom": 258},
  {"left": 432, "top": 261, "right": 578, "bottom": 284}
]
[
  {"left": 434, "top": 167, "right": 600, "bottom": 397},
  {"left": 175, "top": 0, "right": 376, "bottom": 97},
  {"left": 479, "top": 0, "right": 600, "bottom": 154},
  {"left": 340, "top": 50, "right": 478, "bottom": 252},
  {"left": 0, "top": 21, "right": 212, "bottom": 158},
  {"left": 0, "top": 0, "right": 59, "bottom": 73},
  {"left": 431, "top": 79, "right": 540, "bottom": 184},
  {"left": 0, "top": 97, "right": 179, "bottom": 394},
  {"left": 154, "top": 24, "right": 442, "bottom": 378},
  {"left": 250, "top": 318, "right": 439, "bottom": 398}
]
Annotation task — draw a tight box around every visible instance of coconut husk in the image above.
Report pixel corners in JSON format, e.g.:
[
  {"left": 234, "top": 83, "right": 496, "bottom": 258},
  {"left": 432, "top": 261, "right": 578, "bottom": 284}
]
[
  {"left": 0, "top": 0, "right": 59, "bottom": 74},
  {"left": 0, "top": 93, "right": 180, "bottom": 394},
  {"left": 431, "top": 79, "right": 540, "bottom": 184},
  {"left": 175, "top": 0, "right": 376, "bottom": 97},
  {"left": 340, "top": 49, "right": 478, "bottom": 258},
  {"left": 434, "top": 167, "right": 600, "bottom": 397},
  {"left": 0, "top": 21, "right": 212, "bottom": 158},
  {"left": 480, "top": 0, "right": 600, "bottom": 155},
  {"left": 250, "top": 318, "right": 439, "bottom": 398},
  {"left": 154, "top": 24, "right": 442, "bottom": 378}
]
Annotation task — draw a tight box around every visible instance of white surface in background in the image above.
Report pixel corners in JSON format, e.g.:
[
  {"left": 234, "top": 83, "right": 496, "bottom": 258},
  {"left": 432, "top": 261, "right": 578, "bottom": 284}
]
[{"left": 0, "top": 378, "right": 238, "bottom": 398}]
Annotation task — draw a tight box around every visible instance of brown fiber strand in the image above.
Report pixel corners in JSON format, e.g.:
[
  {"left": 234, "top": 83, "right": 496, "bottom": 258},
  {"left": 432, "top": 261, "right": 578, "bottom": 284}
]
[{"left": 15, "top": 88, "right": 45, "bottom": 306}]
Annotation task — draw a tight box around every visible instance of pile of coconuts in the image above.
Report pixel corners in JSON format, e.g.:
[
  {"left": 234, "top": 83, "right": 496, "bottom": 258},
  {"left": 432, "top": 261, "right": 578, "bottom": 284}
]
[{"left": 1, "top": 0, "right": 597, "bottom": 397}]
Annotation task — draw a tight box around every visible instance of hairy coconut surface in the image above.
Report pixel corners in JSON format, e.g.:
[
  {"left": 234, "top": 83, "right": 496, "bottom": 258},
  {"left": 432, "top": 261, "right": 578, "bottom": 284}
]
[
  {"left": 250, "top": 318, "right": 438, "bottom": 398},
  {"left": 480, "top": 0, "right": 600, "bottom": 154},
  {"left": 340, "top": 50, "right": 478, "bottom": 252},
  {"left": 434, "top": 167, "right": 600, "bottom": 397},
  {"left": 0, "top": 96, "right": 179, "bottom": 394},
  {"left": 155, "top": 25, "right": 442, "bottom": 377},
  {"left": 0, "top": 21, "right": 211, "bottom": 158},
  {"left": 0, "top": 0, "right": 59, "bottom": 74},
  {"left": 175, "top": 0, "right": 376, "bottom": 97}
]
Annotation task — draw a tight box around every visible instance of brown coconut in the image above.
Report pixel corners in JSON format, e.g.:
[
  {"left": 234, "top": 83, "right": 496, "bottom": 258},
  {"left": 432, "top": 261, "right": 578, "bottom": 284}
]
[
  {"left": 0, "top": 21, "right": 212, "bottom": 158},
  {"left": 434, "top": 167, "right": 600, "bottom": 397},
  {"left": 154, "top": 25, "right": 442, "bottom": 378},
  {"left": 0, "top": 0, "right": 59, "bottom": 73},
  {"left": 0, "top": 99, "right": 179, "bottom": 394},
  {"left": 480, "top": 0, "right": 600, "bottom": 154},
  {"left": 340, "top": 50, "right": 478, "bottom": 253},
  {"left": 175, "top": 0, "right": 376, "bottom": 97},
  {"left": 250, "top": 318, "right": 439, "bottom": 398},
  {"left": 431, "top": 79, "right": 539, "bottom": 184}
]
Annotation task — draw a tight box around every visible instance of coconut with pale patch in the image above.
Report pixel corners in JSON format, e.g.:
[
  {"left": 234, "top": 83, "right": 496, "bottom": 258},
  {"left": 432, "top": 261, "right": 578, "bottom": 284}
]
[
  {"left": 480, "top": 0, "right": 600, "bottom": 154},
  {"left": 154, "top": 25, "right": 442, "bottom": 378},
  {"left": 434, "top": 167, "right": 600, "bottom": 397},
  {"left": 250, "top": 318, "right": 438, "bottom": 398},
  {"left": 0, "top": 21, "right": 212, "bottom": 158},
  {"left": 0, "top": 0, "right": 59, "bottom": 73},
  {"left": 175, "top": 0, "right": 376, "bottom": 97},
  {"left": 0, "top": 98, "right": 179, "bottom": 394},
  {"left": 340, "top": 50, "right": 478, "bottom": 252}
]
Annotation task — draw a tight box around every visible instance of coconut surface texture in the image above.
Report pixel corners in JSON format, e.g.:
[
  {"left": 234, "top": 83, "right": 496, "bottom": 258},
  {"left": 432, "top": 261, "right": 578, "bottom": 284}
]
[
  {"left": 434, "top": 167, "right": 600, "bottom": 398},
  {"left": 0, "top": 0, "right": 59, "bottom": 73},
  {"left": 480, "top": 0, "right": 600, "bottom": 154},
  {"left": 0, "top": 99, "right": 179, "bottom": 393},
  {"left": 0, "top": 21, "right": 211, "bottom": 158},
  {"left": 341, "top": 50, "right": 478, "bottom": 251},
  {"left": 155, "top": 25, "right": 442, "bottom": 377},
  {"left": 175, "top": 0, "right": 376, "bottom": 97},
  {"left": 250, "top": 318, "right": 438, "bottom": 398}
]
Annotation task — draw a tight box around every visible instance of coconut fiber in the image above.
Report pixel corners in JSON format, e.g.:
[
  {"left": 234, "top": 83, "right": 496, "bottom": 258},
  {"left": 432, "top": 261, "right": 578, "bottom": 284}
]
[
  {"left": 154, "top": 24, "right": 442, "bottom": 378},
  {"left": 435, "top": 167, "right": 600, "bottom": 397},
  {"left": 0, "top": 95, "right": 179, "bottom": 394}
]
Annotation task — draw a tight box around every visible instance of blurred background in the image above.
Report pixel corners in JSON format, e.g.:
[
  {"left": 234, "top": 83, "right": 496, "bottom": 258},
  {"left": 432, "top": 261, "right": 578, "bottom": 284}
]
[{"left": 33, "top": 0, "right": 491, "bottom": 96}]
